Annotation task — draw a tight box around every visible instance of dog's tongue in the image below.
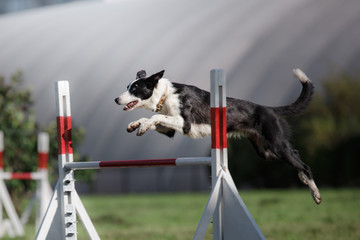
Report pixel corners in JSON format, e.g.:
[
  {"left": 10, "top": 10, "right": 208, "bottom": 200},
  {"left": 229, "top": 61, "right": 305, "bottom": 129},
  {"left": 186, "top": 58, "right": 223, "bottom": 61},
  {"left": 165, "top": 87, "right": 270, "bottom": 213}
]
[{"left": 123, "top": 100, "right": 138, "bottom": 111}]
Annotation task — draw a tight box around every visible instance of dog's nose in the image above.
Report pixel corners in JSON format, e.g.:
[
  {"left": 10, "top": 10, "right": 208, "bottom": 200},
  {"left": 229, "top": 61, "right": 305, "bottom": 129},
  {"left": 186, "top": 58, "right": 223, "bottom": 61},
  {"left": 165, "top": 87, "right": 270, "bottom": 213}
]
[{"left": 114, "top": 98, "right": 120, "bottom": 104}]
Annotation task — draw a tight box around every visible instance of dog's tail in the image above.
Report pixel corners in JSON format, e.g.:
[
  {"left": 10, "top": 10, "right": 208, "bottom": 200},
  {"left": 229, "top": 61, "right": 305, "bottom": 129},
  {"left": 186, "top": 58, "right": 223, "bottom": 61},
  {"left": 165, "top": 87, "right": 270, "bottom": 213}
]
[{"left": 273, "top": 69, "right": 314, "bottom": 116}]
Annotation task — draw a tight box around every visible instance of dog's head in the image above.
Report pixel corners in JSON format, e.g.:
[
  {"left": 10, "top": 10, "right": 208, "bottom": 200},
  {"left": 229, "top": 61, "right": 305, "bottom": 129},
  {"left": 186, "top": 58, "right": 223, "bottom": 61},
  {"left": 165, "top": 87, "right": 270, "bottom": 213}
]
[{"left": 114, "top": 70, "right": 165, "bottom": 111}]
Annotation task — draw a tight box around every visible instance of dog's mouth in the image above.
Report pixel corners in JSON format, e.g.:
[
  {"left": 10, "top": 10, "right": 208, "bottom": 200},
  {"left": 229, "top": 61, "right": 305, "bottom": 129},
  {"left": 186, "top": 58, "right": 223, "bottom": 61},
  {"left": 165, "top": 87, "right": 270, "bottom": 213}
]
[{"left": 123, "top": 100, "right": 138, "bottom": 111}]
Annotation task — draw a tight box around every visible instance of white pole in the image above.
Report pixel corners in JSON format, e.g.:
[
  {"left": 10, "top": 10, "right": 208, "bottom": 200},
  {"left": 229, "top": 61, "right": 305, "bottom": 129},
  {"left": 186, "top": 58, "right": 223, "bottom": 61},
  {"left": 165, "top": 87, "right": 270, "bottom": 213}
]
[
  {"left": 35, "top": 181, "right": 60, "bottom": 239},
  {"left": 56, "top": 81, "right": 77, "bottom": 240},
  {"left": 37, "top": 81, "right": 99, "bottom": 239},
  {"left": 73, "top": 192, "right": 100, "bottom": 240},
  {"left": 193, "top": 171, "right": 224, "bottom": 240},
  {"left": 210, "top": 69, "right": 226, "bottom": 240},
  {"left": 175, "top": 157, "right": 212, "bottom": 166},
  {"left": 0, "top": 179, "right": 24, "bottom": 236},
  {"left": 36, "top": 132, "right": 51, "bottom": 231},
  {"left": 37, "top": 132, "right": 49, "bottom": 154}
]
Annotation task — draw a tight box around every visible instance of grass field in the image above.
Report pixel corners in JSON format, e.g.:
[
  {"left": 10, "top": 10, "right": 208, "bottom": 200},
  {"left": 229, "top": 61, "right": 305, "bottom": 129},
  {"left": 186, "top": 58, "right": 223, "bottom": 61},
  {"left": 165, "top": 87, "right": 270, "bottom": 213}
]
[{"left": 4, "top": 188, "right": 360, "bottom": 240}]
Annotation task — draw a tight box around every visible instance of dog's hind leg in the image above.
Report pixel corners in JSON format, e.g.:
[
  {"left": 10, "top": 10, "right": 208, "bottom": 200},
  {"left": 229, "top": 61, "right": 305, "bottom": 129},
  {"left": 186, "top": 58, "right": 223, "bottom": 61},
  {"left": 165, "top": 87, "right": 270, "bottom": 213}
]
[
  {"left": 248, "top": 133, "right": 321, "bottom": 204},
  {"left": 280, "top": 145, "right": 321, "bottom": 204},
  {"left": 298, "top": 171, "right": 321, "bottom": 205},
  {"left": 248, "top": 135, "right": 278, "bottom": 161}
]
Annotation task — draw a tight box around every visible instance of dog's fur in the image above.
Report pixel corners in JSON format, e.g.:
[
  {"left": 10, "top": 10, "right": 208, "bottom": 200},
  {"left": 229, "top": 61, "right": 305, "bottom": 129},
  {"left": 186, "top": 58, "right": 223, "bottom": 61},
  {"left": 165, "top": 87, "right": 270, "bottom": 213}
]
[{"left": 114, "top": 69, "right": 321, "bottom": 204}]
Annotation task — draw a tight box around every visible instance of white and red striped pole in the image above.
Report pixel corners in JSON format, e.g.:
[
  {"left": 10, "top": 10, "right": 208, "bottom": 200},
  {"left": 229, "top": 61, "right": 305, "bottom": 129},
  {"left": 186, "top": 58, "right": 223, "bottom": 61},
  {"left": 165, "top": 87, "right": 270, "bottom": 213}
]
[
  {"left": 37, "top": 132, "right": 49, "bottom": 171},
  {"left": 210, "top": 69, "right": 227, "bottom": 240},
  {"left": 56, "top": 81, "right": 77, "bottom": 240},
  {"left": 0, "top": 172, "right": 42, "bottom": 180},
  {"left": 64, "top": 157, "right": 211, "bottom": 170},
  {"left": 210, "top": 69, "right": 228, "bottom": 170},
  {"left": 36, "top": 81, "right": 99, "bottom": 240},
  {"left": 35, "top": 132, "right": 51, "bottom": 230}
]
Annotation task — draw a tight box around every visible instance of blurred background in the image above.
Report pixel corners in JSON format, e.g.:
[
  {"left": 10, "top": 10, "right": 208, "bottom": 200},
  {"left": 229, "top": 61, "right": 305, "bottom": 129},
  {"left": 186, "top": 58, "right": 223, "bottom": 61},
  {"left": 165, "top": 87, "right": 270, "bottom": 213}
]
[{"left": 0, "top": 0, "right": 359, "bottom": 195}]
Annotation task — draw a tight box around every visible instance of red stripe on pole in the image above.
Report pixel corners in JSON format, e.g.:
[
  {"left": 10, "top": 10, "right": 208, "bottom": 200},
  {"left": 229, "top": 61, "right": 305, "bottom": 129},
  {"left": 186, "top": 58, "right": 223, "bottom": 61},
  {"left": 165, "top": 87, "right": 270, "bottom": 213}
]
[
  {"left": 57, "top": 116, "right": 73, "bottom": 155},
  {"left": 99, "top": 159, "right": 177, "bottom": 168},
  {"left": 38, "top": 153, "right": 48, "bottom": 169},
  {"left": 11, "top": 172, "right": 32, "bottom": 180},
  {"left": 211, "top": 108, "right": 220, "bottom": 149},
  {"left": 220, "top": 107, "right": 227, "bottom": 149},
  {"left": 211, "top": 107, "right": 227, "bottom": 149}
]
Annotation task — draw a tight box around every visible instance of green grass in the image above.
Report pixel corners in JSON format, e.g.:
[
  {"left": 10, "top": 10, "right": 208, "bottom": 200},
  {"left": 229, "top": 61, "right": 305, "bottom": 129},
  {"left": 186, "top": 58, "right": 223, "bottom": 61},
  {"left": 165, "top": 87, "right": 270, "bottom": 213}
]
[{"left": 3, "top": 189, "right": 360, "bottom": 239}]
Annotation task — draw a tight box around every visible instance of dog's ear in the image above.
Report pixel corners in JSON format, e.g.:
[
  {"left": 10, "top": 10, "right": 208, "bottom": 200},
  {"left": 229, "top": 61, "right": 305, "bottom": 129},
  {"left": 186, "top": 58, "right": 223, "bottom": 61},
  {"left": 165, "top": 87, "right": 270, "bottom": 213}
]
[
  {"left": 154, "top": 70, "right": 165, "bottom": 80},
  {"left": 136, "top": 70, "right": 146, "bottom": 79},
  {"left": 146, "top": 70, "right": 165, "bottom": 89}
]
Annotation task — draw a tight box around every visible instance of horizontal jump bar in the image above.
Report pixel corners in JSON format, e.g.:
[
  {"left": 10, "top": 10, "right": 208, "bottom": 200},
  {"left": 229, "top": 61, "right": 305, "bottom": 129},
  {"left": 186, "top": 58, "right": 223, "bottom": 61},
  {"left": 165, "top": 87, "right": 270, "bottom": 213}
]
[
  {"left": 0, "top": 172, "right": 43, "bottom": 180},
  {"left": 64, "top": 157, "right": 212, "bottom": 170}
]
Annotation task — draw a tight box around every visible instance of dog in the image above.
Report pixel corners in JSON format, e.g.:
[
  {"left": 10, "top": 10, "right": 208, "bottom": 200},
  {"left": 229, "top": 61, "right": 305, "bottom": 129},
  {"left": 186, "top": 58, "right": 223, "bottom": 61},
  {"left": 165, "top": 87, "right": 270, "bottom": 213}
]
[{"left": 114, "top": 69, "right": 321, "bottom": 204}]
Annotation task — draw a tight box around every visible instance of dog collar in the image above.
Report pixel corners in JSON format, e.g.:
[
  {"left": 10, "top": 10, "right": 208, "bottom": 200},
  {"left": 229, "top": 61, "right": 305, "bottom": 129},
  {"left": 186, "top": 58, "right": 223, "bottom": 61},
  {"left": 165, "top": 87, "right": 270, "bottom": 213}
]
[{"left": 155, "top": 85, "right": 168, "bottom": 112}]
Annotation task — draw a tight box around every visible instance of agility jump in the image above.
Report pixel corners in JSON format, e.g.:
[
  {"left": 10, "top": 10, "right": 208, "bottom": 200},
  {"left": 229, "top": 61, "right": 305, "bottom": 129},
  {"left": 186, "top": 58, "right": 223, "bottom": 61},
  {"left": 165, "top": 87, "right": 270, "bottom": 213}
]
[
  {"left": 0, "top": 131, "right": 52, "bottom": 238},
  {"left": 36, "top": 69, "right": 265, "bottom": 240}
]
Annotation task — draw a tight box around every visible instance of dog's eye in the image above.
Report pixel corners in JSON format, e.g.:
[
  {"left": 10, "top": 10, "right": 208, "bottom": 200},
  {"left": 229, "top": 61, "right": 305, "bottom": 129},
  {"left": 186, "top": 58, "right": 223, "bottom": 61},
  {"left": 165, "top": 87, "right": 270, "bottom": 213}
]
[
  {"left": 127, "top": 85, "right": 136, "bottom": 92},
  {"left": 130, "top": 84, "right": 137, "bottom": 92}
]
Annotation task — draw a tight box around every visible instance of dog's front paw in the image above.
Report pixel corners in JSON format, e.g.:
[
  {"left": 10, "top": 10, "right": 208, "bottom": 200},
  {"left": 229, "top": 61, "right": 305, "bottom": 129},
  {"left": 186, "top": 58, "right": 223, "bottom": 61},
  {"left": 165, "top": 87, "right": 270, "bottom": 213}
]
[
  {"left": 137, "top": 124, "right": 150, "bottom": 136},
  {"left": 136, "top": 120, "right": 156, "bottom": 136},
  {"left": 127, "top": 118, "right": 148, "bottom": 133},
  {"left": 136, "top": 128, "right": 147, "bottom": 136},
  {"left": 127, "top": 122, "right": 140, "bottom": 133}
]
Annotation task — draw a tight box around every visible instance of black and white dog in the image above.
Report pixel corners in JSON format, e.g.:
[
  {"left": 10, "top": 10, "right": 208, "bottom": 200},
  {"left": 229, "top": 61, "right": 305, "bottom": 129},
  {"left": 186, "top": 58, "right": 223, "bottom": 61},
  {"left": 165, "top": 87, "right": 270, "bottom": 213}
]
[{"left": 114, "top": 69, "right": 321, "bottom": 204}]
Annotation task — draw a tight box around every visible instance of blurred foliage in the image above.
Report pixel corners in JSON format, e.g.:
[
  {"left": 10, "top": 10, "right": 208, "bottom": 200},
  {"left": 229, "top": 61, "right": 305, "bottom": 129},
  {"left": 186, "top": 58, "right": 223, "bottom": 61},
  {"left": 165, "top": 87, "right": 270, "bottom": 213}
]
[
  {"left": 0, "top": 72, "right": 37, "bottom": 208},
  {"left": 0, "top": 72, "right": 94, "bottom": 210},
  {"left": 229, "top": 69, "right": 360, "bottom": 188}
]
